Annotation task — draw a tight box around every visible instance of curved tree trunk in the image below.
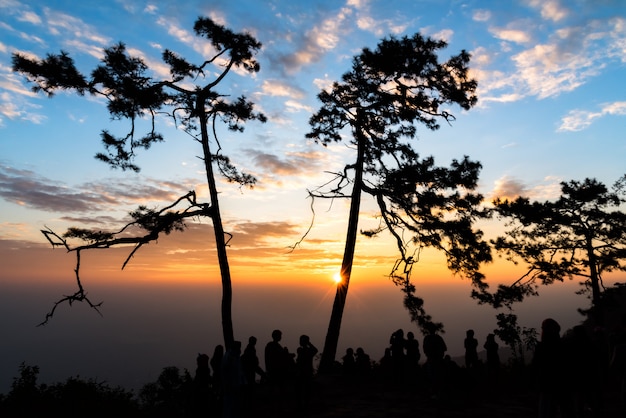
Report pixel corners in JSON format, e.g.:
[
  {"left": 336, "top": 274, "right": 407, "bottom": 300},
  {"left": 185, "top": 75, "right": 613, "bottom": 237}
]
[
  {"left": 318, "top": 125, "right": 366, "bottom": 373},
  {"left": 198, "top": 97, "right": 235, "bottom": 349}
]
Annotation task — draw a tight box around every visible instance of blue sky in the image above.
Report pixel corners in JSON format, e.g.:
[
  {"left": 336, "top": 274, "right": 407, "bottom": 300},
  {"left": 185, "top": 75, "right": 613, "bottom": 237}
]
[
  {"left": 0, "top": 0, "right": 625, "bottom": 392},
  {"left": 2, "top": 0, "right": 625, "bottom": 244}
]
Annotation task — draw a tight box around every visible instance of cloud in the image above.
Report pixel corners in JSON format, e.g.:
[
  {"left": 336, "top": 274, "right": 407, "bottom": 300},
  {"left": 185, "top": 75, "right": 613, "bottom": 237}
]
[
  {"left": 270, "top": 4, "right": 356, "bottom": 74},
  {"left": 527, "top": 0, "right": 569, "bottom": 23},
  {"left": 17, "top": 10, "right": 42, "bottom": 25},
  {"left": 244, "top": 148, "right": 337, "bottom": 189},
  {"left": 490, "top": 27, "right": 532, "bottom": 44},
  {"left": 478, "top": 17, "right": 626, "bottom": 103},
  {"left": 490, "top": 176, "right": 529, "bottom": 201},
  {"left": 490, "top": 175, "right": 563, "bottom": 201},
  {"left": 42, "top": 8, "right": 111, "bottom": 48},
  {"left": 0, "top": 164, "right": 193, "bottom": 214},
  {"left": 285, "top": 99, "right": 313, "bottom": 113},
  {"left": 472, "top": 10, "right": 491, "bottom": 22},
  {"left": 431, "top": 29, "right": 454, "bottom": 43},
  {"left": 260, "top": 80, "right": 306, "bottom": 99},
  {"left": 558, "top": 101, "right": 626, "bottom": 132},
  {"left": 247, "top": 150, "right": 322, "bottom": 177}
]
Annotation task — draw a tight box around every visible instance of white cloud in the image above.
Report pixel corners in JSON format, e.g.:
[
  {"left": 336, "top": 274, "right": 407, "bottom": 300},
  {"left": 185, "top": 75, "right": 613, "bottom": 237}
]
[
  {"left": 284, "top": 99, "right": 313, "bottom": 113},
  {"left": 558, "top": 101, "right": 626, "bottom": 132},
  {"left": 472, "top": 10, "right": 491, "bottom": 22},
  {"left": 432, "top": 28, "right": 454, "bottom": 42},
  {"left": 313, "top": 77, "right": 333, "bottom": 92},
  {"left": 261, "top": 80, "right": 305, "bottom": 99},
  {"left": 17, "top": 11, "right": 41, "bottom": 25},
  {"left": 479, "top": 17, "right": 626, "bottom": 103},
  {"left": 43, "top": 8, "right": 110, "bottom": 46},
  {"left": 490, "top": 28, "right": 531, "bottom": 44},
  {"left": 527, "top": 0, "right": 569, "bottom": 23},
  {"left": 144, "top": 4, "right": 158, "bottom": 14}
]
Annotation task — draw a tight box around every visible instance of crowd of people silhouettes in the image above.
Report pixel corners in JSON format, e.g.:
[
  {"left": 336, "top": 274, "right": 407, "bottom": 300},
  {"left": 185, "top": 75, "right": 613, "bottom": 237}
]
[{"left": 188, "top": 319, "right": 626, "bottom": 417}]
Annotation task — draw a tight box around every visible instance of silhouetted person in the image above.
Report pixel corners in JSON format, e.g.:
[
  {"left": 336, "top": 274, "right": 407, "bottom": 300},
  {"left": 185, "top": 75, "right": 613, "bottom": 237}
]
[
  {"left": 532, "top": 318, "right": 575, "bottom": 418},
  {"left": 242, "top": 336, "right": 265, "bottom": 386},
  {"left": 423, "top": 324, "right": 447, "bottom": 399},
  {"left": 611, "top": 318, "right": 626, "bottom": 416},
  {"left": 390, "top": 329, "right": 406, "bottom": 381},
  {"left": 342, "top": 347, "right": 356, "bottom": 376},
  {"left": 464, "top": 329, "right": 479, "bottom": 369},
  {"left": 265, "top": 329, "right": 286, "bottom": 388},
  {"left": 405, "top": 331, "right": 421, "bottom": 382},
  {"left": 484, "top": 333, "right": 500, "bottom": 384},
  {"left": 379, "top": 347, "right": 393, "bottom": 384},
  {"left": 355, "top": 347, "right": 371, "bottom": 378},
  {"left": 295, "top": 334, "right": 318, "bottom": 412},
  {"left": 567, "top": 325, "right": 600, "bottom": 418},
  {"left": 192, "top": 353, "right": 211, "bottom": 415},
  {"left": 222, "top": 341, "right": 245, "bottom": 418},
  {"left": 211, "top": 344, "right": 224, "bottom": 403}
]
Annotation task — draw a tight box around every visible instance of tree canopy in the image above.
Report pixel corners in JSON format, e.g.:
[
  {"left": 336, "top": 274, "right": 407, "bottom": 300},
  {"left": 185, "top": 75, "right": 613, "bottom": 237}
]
[
  {"left": 306, "top": 33, "right": 491, "bottom": 371},
  {"left": 477, "top": 176, "right": 626, "bottom": 324},
  {"left": 13, "top": 17, "right": 265, "bottom": 347}
]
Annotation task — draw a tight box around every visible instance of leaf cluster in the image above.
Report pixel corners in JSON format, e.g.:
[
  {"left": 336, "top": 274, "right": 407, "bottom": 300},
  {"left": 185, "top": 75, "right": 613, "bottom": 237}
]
[
  {"left": 12, "top": 17, "right": 264, "bottom": 180},
  {"left": 306, "top": 32, "right": 488, "bottom": 333},
  {"left": 477, "top": 177, "right": 626, "bottom": 309}
]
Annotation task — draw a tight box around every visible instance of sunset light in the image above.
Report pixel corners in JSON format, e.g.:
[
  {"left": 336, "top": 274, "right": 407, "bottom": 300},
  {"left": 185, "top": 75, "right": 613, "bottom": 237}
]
[{"left": 1, "top": 1, "right": 625, "bottom": 413}]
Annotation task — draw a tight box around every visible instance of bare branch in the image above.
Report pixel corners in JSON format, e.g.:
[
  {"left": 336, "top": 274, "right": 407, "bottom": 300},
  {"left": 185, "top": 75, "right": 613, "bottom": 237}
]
[{"left": 38, "top": 192, "right": 213, "bottom": 324}]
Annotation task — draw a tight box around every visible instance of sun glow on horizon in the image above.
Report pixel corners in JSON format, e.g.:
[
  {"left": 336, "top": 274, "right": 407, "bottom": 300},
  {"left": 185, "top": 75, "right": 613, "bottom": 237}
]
[{"left": 333, "top": 272, "right": 342, "bottom": 284}]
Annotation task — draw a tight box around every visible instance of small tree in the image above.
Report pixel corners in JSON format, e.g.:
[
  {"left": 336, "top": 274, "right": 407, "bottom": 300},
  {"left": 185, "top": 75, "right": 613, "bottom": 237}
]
[
  {"left": 305, "top": 33, "right": 491, "bottom": 372},
  {"left": 477, "top": 176, "right": 626, "bottom": 325},
  {"left": 12, "top": 17, "right": 266, "bottom": 348},
  {"left": 493, "top": 313, "right": 537, "bottom": 367}
]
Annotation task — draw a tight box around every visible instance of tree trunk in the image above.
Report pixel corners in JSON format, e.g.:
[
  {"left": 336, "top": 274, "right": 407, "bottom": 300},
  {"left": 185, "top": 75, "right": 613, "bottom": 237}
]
[
  {"left": 198, "top": 97, "right": 235, "bottom": 349},
  {"left": 586, "top": 234, "right": 604, "bottom": 325},
  {"left": 318, "top": 125, "right": 366, "bottom": 373}
]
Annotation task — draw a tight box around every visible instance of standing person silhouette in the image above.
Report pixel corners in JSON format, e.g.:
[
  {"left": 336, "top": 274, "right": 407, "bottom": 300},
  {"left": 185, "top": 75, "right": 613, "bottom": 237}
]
[
  {"left": 222, "top": 341, "right": 245, "bottom": 418},
  {"left": 264, "top": 329, "right": 284, "bottom": 387},
  {"left": 405, "top": 331, "right": 421, "bottom": 382},
  {"left": 389, "top": 329, "right": 407, "bottom": 382},
  {"left": 423, "top": 323, "right": 447, "bottom": 399},
  {"left": 242, "top": 336, "right": 265, "bottom": 387},
  {"left": 210, "top": 344, "right": 224, "bottom": 406},
  {"left": 464, "top": 329, "right": 479, "bottom": 369},
  {"left": 484, "top": 333, "right": 500, "bottom": 384},
  {"left": 295, "top": 334, "right": 318, "bottom": 412},
  {"left": 532, "top": 318, "right": 575, "bottom": 418}
]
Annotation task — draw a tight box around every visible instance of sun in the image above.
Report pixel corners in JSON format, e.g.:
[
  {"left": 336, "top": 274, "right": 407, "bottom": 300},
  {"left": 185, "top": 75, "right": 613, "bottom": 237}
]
[{"left": 332, "top": 272, "right": 342, "bottom": 284}]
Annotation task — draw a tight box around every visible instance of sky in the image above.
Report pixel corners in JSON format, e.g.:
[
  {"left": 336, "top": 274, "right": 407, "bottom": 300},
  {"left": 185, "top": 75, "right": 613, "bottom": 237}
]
[{"left": 1, "top": 0, "right": 625, "bottom": 393}]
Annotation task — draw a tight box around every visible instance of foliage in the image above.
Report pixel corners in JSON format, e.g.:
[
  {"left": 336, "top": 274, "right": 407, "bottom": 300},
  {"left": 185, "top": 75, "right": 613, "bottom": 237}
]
[
  {"left": 494, "top": 313, "right": 538, "bottom": 367},
  {"left": 139, "top": 366, "right": 194, "bottom": 417},
  {"left": 0, "top": 362, "right": 139, "bottom": 417},
  {"left": 306, "top": 32, "right": 488, "bottom": 370},
  {"left": 13, "top": 17, "right": 265, "bottom": 346},
  {"left": 477, "top": 176, "right": 626, "bottom": 323}
]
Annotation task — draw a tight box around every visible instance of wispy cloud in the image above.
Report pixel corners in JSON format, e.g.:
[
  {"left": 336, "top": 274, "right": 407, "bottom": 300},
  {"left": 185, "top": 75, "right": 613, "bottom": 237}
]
[
  {"left": 526, "top": 0, "right": 569, "bottom": 23},
  {"left": 558, "top": 101, "right": 626, "bottom": 132},
  {"left": 260, "top": 79, "right": 306, "bottom": 99},
  {"left": 270, "top": 3, "right": 356, "bottom": 75},
  {"left": 42, "top": 7, "right": 111, "bottom": 48},
  {"left": 472, "top": 10, "right": 491, "bottom": 22},
  {"left": 478, "top": 16, "right": 626, "bottom": 103},
  {"left": 0, "top": 164, "right": 193, "bottom": 214},
  {"left": 247, "top": 149, "right": 327, "bottom": 178}
]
